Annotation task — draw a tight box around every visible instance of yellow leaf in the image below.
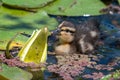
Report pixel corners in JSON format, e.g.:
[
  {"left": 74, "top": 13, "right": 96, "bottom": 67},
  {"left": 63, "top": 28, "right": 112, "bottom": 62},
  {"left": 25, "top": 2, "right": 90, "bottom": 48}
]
[{"left": 18, "top": 27, "right": 49, "bottom": 64}]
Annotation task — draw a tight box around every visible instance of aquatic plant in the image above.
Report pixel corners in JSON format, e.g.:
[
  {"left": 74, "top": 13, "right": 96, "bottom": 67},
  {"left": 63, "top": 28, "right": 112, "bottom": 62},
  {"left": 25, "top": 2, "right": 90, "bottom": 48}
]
[{"left": 46, "top": 53, "right": 119, "bottom": 80}]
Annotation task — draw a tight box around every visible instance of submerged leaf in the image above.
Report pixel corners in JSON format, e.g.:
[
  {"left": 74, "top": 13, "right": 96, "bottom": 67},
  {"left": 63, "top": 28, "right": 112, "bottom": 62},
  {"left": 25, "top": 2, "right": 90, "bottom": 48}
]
[{"left": 18, "top": 27, "right": 49, "bottom": 64}]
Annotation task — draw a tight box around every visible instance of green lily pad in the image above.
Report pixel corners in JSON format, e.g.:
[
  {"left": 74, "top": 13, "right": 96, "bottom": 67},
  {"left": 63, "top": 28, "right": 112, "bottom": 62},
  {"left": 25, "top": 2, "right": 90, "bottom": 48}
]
[
  {"left": 0, "top": 64, "right": 32, "bottom": 80},
  {"left": 42, "top": 0, "right": 106, "bottom": 16},
  {"left": 1, "top": 0, "right": 106, "bottom": 16},
  {"left": 0, "top": 11, "right": 58, "bottom": 50},
  {"left": 0, "top": 6, "right": 30, "bottom": 16},
  {"left": 2, "top": 0, "right": 55, "bottom": 9}
]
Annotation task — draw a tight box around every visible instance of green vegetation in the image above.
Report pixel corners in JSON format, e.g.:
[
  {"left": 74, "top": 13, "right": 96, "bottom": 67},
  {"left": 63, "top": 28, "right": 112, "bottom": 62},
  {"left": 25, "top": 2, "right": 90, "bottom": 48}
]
[
  {"left": 42, "top": 0, "right": 106, "bottom": 16},
  {"left": 1, "top": 0, "right": 119, "bottom": 80},
  {"left": 101, "top": 70, "right": 120, "bottom": 80},
  {"left": 0, "top": 64, "right": 32, "bottom": 80},
  {"left": 0, "top": 11, "right": 58, "bottom": 50},
  {"left": 2, "top": 0, "right": 55, "bottom": 9}
]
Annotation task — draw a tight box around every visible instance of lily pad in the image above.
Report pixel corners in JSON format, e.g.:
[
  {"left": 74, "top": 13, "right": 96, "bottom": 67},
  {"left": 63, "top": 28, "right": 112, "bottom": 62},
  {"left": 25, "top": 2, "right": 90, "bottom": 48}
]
[
  {"left": 2, "top": 0, "right": 55, "bottom": 9},
  {"left": 0, "top": 64, "right": 32, "bottom": 80},
  {"left": 0, "top": 6, "right": 30, "bottom": 16},
  {"left": 0, "top": 11, "right": 58, "bottom": 50},
  {"left": 42, "top": 0, "right": 106, "bottom": 16},
  {"left": 1, "top": 0, "right": 106, "bottom": 16}
]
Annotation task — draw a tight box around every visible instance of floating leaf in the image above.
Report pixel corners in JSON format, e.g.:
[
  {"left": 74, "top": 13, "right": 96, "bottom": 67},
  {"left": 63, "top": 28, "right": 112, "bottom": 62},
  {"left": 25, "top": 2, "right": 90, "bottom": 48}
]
[
  {"left": 2, "top": 0, "right": 55, "bottom": 9},
  {"left": 0, "top": 6, "right": 30, "bottom": 16},
  {"left": 0, "top": 64, "right": 32, "bottom": 80},
  {"left": 42, "top": 0, "right": 106, "bottom": 16},
  {"left": 18, "top": 27, "right": 49, "bottom": 64}
]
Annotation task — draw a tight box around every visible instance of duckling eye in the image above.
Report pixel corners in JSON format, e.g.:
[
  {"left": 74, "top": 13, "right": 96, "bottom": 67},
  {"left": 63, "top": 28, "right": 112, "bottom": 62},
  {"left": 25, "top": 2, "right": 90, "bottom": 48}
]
[{"left": 60, "top": 29, "right": 64, "bottom": 31}]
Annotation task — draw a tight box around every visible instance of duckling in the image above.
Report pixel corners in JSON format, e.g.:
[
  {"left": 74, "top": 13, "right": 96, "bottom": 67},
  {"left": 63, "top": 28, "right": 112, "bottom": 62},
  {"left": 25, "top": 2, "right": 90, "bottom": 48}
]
[
  {"left": 54, "top": 21, "right": 77, "bottom": 55},
  {"left": 54, "top": 19, "right": 100, "bottom": 55}
]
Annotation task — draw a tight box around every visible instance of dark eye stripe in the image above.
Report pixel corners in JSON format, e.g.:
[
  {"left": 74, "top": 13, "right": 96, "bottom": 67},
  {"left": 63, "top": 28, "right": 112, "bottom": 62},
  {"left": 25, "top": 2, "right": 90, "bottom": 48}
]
[{"left": 61, "top": 29, "right": 75, "bottom": 33}]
